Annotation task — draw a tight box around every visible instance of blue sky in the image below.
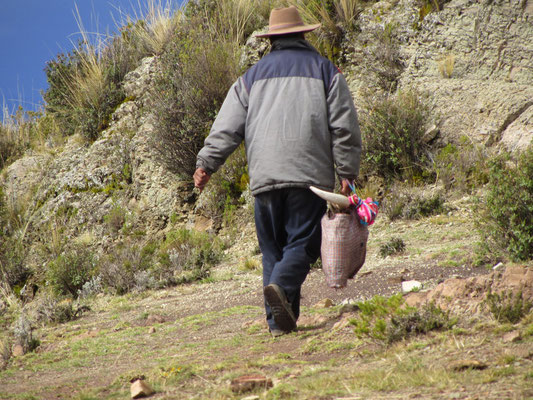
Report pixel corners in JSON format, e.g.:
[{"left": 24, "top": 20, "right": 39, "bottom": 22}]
[{"left": 0, "top": 0, "right": 182, "bottom": 117}]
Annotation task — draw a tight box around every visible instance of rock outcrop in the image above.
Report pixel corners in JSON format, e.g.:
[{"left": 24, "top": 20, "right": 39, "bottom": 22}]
[
  {"left": 1, "top": 0, "right": 531, "bottom": 267},
  {"left": 344, "top": 0, "right": 533, "bottom": 150}
]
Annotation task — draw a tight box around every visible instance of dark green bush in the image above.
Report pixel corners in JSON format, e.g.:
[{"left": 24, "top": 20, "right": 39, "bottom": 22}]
[
  {"left": 0, "top": 238, "right": 28, "bottom": 290},
  {"left": 360, "top": 90, "right": 434, "bottom": 182},
  {"left": 379, "top": 237, "right": 406, "bottom": 257},
  {"left": 43, "top": 43, "right": 126, "bottom": 141},
  {"left": 46, "top": 245, "right": 96, "bottom": 297},
  {"left": 152, "top": 23, "right": 240, "bottom": 177},
  {"left": 477, "top": 147, "right": 533, "bottom": 262}
]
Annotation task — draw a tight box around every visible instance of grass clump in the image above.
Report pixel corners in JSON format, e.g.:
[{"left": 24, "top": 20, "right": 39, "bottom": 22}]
[
  {"left": 379, "top": 237, "right": 406, "bottom": 257},
  {"left": 476, "top": 147, "right": 533, "bottom": 262},
  {"left": 43, "top": 2, "right": 179, "bottom": 141},
  {"left": 289, "top": 0, "right": 371, "bottom": 62},
  {"left": 360, "top": 89, "right": 434, "bottom": 182},
  {"left": 485, "top": 290, "right": 532, "bottom": 324},
  {"left": 350, "top": 294, "right": 454, "bottom": 343}
]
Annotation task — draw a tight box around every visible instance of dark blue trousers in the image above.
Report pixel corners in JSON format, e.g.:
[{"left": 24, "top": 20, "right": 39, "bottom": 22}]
[{"left": 254, "top": 188, "right": 327, "bottom": 331}]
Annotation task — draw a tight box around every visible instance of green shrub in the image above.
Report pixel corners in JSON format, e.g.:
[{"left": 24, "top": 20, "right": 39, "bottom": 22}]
[
  {"left": 477, "top": 147, "right": 533, "bottom": 262},
  {"left": 379, "top": 237, "right": 405, "bottom": 257},
  {"left": 46, "top": 245, "right": 96, "bottom": 297},
  {"left": 152, "top": 23, "right": 241, "bottom": 177},
  {"left": 485, "top": 290, "right": 532, "bottom": 324},
  {"left": 385, "top": 302, "right": 455, "bottom": 343},
  {"left": 289, "top": 0, "right": 369, "bottom": 62},
  {"left": 360, "top": 89, "right": 434, "bottom": 182},
  {"left": 43, "top": 6, "right": 175, "bottom": 142}
]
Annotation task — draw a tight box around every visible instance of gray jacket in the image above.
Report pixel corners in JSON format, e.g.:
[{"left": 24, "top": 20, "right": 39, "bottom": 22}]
[{"left": 196, "top": 38, "right": 362, "bottom": 195}]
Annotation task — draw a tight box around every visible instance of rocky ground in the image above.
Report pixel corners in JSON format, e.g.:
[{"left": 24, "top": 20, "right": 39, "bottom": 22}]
[{"left": 1, "top": 197, "right": 531, "bottom": 400}]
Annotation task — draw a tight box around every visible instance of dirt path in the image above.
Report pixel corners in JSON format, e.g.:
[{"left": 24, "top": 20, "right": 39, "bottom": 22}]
[{"left": 1, "top": 205, "right": 532, "bottom": 399}]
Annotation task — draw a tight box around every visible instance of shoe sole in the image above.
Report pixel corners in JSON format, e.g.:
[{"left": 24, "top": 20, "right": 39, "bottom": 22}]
[{"left": 264, "top": 284, "right": 296, "bottom": 332}]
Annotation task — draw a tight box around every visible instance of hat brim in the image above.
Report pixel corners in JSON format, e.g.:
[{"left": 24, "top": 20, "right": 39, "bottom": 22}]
[{"left": 255, "top": 23, "right": 321, "bottom": 38}]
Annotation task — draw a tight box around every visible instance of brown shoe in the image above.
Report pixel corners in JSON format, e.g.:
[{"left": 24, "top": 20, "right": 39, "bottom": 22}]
[{"left": 264, "top": 284, "right": 297, "bottom": 333}]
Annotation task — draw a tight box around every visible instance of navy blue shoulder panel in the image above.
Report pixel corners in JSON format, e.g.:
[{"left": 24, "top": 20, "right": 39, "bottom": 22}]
[{"left": 242, "top": 49, "right": 339, "bottom": 94}]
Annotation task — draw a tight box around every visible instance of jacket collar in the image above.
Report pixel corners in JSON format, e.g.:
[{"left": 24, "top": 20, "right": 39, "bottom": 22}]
[{"left": 270, "top": 37, "right": 319, "bottom": 53}]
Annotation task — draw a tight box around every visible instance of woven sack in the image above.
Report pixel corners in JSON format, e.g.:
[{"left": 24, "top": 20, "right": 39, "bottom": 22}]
[{"left": 320, "top": 208, "right": 369, "bottom": 289}]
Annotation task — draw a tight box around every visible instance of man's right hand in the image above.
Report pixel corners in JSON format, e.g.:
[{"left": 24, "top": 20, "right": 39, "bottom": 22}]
[
  {"left": 193, "top": 168, "right": 211, "bottom": 192},
  {"left": 340, "top": 179, "right": 353, "bottom": 196}
]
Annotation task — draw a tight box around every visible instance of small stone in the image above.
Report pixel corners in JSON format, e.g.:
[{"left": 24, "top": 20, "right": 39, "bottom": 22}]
[
  {"left": 230, "top": 374, "right": 273, "bottom": 393},
  {"left": 402, "top": 280, "right": 422, "bottom": 293},
  {"left": 493, "top": 262, "right": 504, "bottom": 270},
  {"left": 314, "top": 298, "right": 334, "bottom": 308},
  {"left": 503, "top": 330, "right": 521, "bottom": 343},
  {"left": 130, "top": 379, "right": 154, "bottom": 398},
  {"left": 146, "top": 314, "right": 165, "bottom": 325},
  {"left": 148, "top": 327, "right": 156, "bottom": 334},
  {"left": 12, "top": 344, "right": 25, "bottom": 357},
  {"left": 449, "top": 359, "right": 487, "bottom": 371}
]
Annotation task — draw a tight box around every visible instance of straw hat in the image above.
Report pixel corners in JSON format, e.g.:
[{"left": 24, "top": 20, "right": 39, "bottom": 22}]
[{"left": 255, "top": 6, "right": 321, "bottom": 38}]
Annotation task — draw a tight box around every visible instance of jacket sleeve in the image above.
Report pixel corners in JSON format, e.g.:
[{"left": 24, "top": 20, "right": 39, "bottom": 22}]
[
  {"left": 196, "top": 77, "right": 248, "bottom": 174},
  {"left": 327, "top": 72, "right": 362, "bottom": 180}
]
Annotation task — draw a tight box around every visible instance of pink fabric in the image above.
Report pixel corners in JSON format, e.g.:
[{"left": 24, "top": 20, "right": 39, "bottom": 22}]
[
  {"left": 348, "top": 194, "right": 379, "bottom": 226},
  {"left": 320, "top": 208, "right": 369, "bottom": 289}
]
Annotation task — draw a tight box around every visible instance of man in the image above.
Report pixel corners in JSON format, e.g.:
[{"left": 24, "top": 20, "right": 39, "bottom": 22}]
[{"left": 194, "top": 6, "right": 362, "bottom": 337}]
